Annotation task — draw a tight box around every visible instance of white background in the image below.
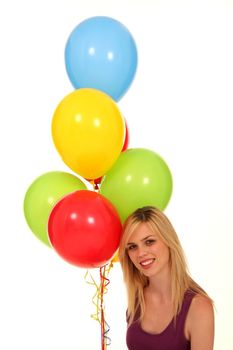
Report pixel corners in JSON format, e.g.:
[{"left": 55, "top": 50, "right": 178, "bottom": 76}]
[{"left": 1, "top": 0, "right": 233, "bottom": 349}]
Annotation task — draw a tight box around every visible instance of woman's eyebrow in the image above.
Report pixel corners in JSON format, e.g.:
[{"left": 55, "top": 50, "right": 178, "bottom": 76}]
[{"left": 141, "top": 235, "right": 155, "bottom": 241}]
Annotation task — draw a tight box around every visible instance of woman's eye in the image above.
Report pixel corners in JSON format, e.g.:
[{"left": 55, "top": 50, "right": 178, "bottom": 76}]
[
  {"left": 145, "top": 240, "right": 155, "bottom": 245},
  {"left": 128, "top": 245, "right": 136, "bottom": 251}
]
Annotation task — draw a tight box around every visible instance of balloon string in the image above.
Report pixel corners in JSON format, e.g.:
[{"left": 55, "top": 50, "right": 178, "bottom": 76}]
[
  {"left": 84, "top": 262, "right": 113, "bottom": 349},
  {"left": 84, "top": 270, "right": 101, "bottom": 322},
  {"left": 100, "top": 264, "right": 113, "bottom": 348}
]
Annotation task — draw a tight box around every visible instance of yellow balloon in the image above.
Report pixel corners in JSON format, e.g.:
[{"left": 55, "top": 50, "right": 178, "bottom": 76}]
[
  {"left": 111, "top": 251, "right": 119, "bottom": 263},
  {"left": 52, "top": 89, "right": 125, "bottom": 179}
]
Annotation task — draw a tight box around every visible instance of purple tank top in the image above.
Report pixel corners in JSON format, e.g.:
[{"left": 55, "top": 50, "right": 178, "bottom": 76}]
[{"left": 126, "top": 290, "right": 196, "bottom": 350}]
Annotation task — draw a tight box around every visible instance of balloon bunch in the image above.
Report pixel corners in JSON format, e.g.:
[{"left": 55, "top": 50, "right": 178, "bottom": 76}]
[{"left": 23, "top": 16, "right": 173, "bottom": 349}]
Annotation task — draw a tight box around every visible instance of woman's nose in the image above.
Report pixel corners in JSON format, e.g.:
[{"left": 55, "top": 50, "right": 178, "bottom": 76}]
[{"left": 137, "top": 246, "right": 148, "bottom": 258}]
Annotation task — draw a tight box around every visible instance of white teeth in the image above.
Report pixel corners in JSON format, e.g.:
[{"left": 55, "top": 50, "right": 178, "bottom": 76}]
[{"left": 140, "top": 259, "right": 154, "bottom": 266}]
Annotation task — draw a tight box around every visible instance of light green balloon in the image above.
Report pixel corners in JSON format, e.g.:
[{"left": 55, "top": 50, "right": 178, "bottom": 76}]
[
  {"left": 100, "top": 148, "right": 173, "bottom": 222},
  {"left": 23, "top": 171, "right": 87, "bottom": 246}
]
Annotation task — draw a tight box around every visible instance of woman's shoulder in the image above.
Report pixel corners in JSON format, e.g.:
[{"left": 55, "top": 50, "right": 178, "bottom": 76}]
[
  {"left": 189, "top": 293, "right": 214, "bottom": 316},
  {"left": 184, "top": 289, "right": 213, "bottom": 309},
  {"left": 185, "top": 293, "right": 214, "bottom": 344}
]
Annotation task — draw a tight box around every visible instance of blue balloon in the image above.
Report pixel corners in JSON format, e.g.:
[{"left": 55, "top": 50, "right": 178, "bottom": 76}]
[{"left": 65, "top": 16, "right": 138, "bottom": 101}]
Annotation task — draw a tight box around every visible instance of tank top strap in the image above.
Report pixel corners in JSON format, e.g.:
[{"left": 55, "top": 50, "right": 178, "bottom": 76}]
[{"left": 175, "top": 290, "right": 196, "bottom": 334}]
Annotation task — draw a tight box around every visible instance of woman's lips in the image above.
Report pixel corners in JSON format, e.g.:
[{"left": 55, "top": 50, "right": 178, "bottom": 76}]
[{"left": 139, "top": 258, "right": 155, "bottom": 269}]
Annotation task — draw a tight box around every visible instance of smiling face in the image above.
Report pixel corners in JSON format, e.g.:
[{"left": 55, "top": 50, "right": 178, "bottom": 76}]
[{"left": 126, "top": 222, "right": 170, "bottom": 278}]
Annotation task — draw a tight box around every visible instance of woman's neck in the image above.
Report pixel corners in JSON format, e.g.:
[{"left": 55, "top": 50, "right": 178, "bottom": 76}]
[{"left": 146, "top": 268, "right": 172, "bottom": 302}]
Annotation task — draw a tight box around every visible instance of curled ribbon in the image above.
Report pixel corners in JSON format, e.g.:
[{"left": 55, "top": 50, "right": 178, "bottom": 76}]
[{"left": 84, "top": 262, "right": 113, "bottom": 349}]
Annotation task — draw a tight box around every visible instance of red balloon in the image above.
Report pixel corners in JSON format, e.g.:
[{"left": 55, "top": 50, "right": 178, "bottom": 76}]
[
  {"left": 48, "top": 190, "right": 122, "bottom": 268},
  {"left": 93, "top": 177, "right": 102, "bottom": 186},
  {"left": 122, "top": 120, "right": 129, "bottom": 152}
]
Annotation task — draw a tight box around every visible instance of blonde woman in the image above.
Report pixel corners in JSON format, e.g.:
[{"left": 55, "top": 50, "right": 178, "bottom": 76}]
[{"left": 118, "top": 206, "right": 214, "bottom": 350}]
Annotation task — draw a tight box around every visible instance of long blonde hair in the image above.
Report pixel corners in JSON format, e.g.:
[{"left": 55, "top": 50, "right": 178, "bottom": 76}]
[{"left": 118, "top": 206, "right": 212, "bottom": 325}]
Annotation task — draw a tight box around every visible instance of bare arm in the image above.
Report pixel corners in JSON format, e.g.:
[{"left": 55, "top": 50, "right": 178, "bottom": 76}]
[{"left": 188, "top": 295, "right": 214, "bottom": 350}]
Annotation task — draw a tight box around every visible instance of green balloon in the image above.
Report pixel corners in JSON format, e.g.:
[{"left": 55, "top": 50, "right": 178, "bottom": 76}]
[
  {"left": 23, "top": 171, "right": 87, "bottom": 246},
  {"left": 100, "top": 148, "right": 173, "bottom": 222}
]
